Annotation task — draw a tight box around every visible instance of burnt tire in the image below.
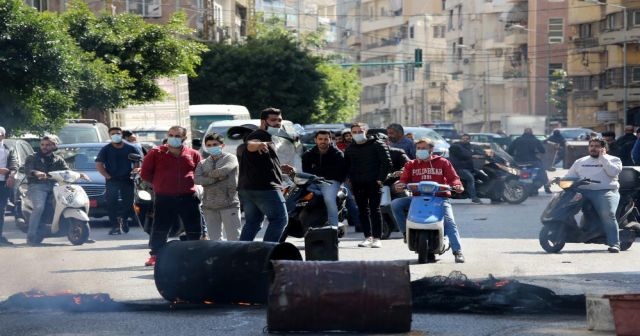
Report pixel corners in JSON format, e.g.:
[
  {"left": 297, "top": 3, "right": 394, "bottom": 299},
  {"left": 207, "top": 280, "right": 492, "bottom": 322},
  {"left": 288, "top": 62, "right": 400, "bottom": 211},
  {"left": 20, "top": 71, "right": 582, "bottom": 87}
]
[
  {"left": 503, "top": 180, "right": 528, "bottom": 204},
  {"left": 67, "top": 219, "right": 90, "bottom": 245},
  {"left": 539, "top": 226, "right": 565, "bottom": 253}
]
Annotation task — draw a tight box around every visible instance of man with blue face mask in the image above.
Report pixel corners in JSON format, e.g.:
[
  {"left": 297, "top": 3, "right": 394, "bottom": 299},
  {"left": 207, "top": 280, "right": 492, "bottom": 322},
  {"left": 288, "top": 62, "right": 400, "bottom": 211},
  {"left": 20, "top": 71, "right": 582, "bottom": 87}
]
[
  {"left": 96, "top": 127, "right": 141, "bottom": 235},
  {"left": 195, "top": 133, "right": 241, "bottom": 241}
]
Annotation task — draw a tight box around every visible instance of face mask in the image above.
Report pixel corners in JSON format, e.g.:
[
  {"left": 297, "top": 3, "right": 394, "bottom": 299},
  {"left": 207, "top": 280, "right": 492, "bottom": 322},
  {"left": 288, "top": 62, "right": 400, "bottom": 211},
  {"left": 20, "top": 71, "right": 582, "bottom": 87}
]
[
  {"left": 111, "top": 134, "right": 122, "bottom": 143},
  {"left": 167, "top": 136, "right": 183, "bottom": 147},
  {"left": 206, "top": 146, "right": 222, "bottom": 156},
  {"left": 267, "top": 126, "right": 284, "bottom": 137},
  {"left": 352, "top": 133, "right": 366, "bottom": 143},
  {"left": 416, "top": 149, "right": 430, "bottom": 160}
]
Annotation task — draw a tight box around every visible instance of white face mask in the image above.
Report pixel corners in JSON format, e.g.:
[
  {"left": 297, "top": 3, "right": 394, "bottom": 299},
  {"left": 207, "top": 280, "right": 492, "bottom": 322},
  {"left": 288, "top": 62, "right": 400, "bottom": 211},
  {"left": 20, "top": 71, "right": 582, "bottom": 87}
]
[{"left": 352, "top": 133, "right": 367, "bottom": 143}]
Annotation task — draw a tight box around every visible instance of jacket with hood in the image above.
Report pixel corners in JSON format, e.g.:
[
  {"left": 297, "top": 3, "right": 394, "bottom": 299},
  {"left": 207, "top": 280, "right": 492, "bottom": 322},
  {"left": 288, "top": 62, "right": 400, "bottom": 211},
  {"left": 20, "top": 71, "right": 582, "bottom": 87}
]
[
  {"left": 399, "top": 155, "right": 462, "bottom": 197},
  {"left": 344, "top": 137, "right": 392, "bottom": 183},
  {"left": 301, "top": 145, "right": 347, "bottom": 182}
]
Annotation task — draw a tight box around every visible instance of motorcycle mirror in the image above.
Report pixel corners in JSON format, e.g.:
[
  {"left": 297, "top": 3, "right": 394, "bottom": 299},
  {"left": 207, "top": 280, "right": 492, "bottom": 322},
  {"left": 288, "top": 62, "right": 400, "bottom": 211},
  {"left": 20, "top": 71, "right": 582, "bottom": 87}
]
[{"left": 128, "top": 153, "right": 142, "bottom": 162}]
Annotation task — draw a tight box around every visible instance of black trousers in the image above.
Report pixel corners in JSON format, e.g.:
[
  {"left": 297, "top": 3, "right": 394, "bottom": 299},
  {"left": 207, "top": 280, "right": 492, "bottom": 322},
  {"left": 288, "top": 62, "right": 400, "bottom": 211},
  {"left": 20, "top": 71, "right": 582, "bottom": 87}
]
[
  {"left": 149, "top": 194, "right": 201, "bottom": 255},
  {"left": 105, "top": 179, "right": 135, "bottom": 229},
  {"left": 0, "top": 181, "right": 10, "bottom": 236},
  {"left": 351, "top": 181, "right": 383, "bottom": 239}
]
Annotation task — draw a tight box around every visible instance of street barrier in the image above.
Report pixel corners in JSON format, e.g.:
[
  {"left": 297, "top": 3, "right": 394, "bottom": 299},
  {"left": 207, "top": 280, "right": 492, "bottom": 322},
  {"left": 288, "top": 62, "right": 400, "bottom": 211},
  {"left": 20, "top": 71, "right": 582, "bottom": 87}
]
[
  {"left": 267, "top": 260, "right": 411, "bottom": 333},
  {"left": 154, "top": 240, "right": 302, "bottom": 304}
]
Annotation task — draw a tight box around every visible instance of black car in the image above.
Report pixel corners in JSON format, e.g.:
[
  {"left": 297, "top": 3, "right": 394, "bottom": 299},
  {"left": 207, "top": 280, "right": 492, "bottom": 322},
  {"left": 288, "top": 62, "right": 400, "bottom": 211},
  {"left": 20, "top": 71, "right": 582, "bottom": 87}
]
[{"left": 3, "top": 139, "right": 34, "bottom": 218}]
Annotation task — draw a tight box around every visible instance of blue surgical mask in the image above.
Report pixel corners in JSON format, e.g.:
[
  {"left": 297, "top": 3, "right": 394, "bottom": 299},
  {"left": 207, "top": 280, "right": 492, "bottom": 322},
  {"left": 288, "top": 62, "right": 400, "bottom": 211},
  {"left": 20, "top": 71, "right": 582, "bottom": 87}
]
[
  {"left": 352, "top": 133, "right": 367, "bottom": 143},
  {"left": 416, "top": 149, "right": 430, "bottom": 160},
  {"left": 111, "top": 134, "right": 122, "bottom": 143},
  {"left": 267, "top": 126, "right": 284, "bottom": 137},
  {"left": 167, "top": 136, "right": 183, "bottom": 147},
  {"left": 206, "top": 146, "right": 222, "bottom": 156}
]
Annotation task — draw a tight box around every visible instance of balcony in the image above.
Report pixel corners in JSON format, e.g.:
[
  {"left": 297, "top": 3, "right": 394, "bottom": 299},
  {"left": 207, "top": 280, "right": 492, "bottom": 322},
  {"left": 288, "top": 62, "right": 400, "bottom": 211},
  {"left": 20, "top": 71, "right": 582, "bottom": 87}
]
[
  {"left": 574, "top": 36, "right": 603, "bottom": 51},
  {"left": 598, "top": 87, "right": 640, "bottom": 102},
  {"left": 362, "top": 71, "right": 393, "bottom": 87},
  {"left": 504, "top": 30, "right": 527, "bottom": 46},
  {"left": 361, "top": 13, "right": 405, "bottom": 34},
  {"left": 572, "top": 90, "right": 598, "bottom": 100},
  {"left": 362, "top": 38, "right": 402, "bottom": 53}
]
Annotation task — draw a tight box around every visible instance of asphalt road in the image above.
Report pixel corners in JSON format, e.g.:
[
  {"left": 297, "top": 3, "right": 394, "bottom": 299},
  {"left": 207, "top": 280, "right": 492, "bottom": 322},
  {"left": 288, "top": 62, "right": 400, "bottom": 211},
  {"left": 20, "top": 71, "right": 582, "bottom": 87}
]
[{"left": 0, "top": 169, "right": 637, "bottom": 335}]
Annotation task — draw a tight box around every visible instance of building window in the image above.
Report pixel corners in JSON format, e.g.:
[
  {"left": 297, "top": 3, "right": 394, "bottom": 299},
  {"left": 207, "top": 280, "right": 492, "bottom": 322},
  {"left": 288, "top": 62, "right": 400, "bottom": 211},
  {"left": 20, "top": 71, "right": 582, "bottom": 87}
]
[
  {"left": 579, "top": 24, "right": 592, "bottom": 38},
  {"left": 548, "top": 63, "right": 563, "bottom": 77},
  {"left": 448, "top": 10, "right": 454, "bottom": 31},
  {"left": 634, "top": 11, "right": 640, "bottom": 26},
  {"left": 442, "top": 0, "right": 446, "bottom": 11},
  {"left": 457, "top": 5, "right": 463, "bottom": 29},
  {"left": 26, "top": 0, "right": 48, "bottom": 11},
  {"left": 404, "top": 65, "right": 415, "bottom": 82},
  {"left": 424, "top": 63, "right": 431, "bottom": 80},
  {"left": 606, "top": 14, "right": 617, "bottom": 30},
  {"left": 127, "top": 0, "right": 162, "bottom": 18},
  {"left": 632, "top": 67, "right": 640, "bottom": 82},
  {"left": 458, "top": 37, "right": 463, "bottom": 60},
  {"left": 548, "top": 18, "right": 564, "bottom": 43},
  {"left": 409, "top": 26, "right": 415, "bottom": 39},
  {"left": 214, "top": 3, "right": 223, "bottom": 26}
]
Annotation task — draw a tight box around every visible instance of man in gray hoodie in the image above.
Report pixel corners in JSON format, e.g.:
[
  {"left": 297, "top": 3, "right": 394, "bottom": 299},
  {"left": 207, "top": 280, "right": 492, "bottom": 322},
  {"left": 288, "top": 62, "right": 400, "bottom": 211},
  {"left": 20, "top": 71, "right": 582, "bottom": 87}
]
[
  {"left": 195, "top": 133, "right": 241, "bottom": 241},
  {"left": 565, "top": 138, "right": 623, "bottom": 253}
]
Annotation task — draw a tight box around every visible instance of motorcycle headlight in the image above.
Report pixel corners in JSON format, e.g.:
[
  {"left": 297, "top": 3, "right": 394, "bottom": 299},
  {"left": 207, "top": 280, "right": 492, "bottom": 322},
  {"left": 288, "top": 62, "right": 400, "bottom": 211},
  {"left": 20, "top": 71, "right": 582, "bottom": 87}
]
[{"left": 558, "top": 180, "right": 575, "bottom": 189}]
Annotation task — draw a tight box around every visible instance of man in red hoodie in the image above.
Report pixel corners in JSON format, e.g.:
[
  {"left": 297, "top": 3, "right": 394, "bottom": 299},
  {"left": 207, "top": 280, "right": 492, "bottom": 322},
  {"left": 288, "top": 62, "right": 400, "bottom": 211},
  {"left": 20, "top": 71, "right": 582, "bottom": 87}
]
[
  {"left": 141, "top": 125, "right": 202, "bottom": 266},
  {"left": 391, "top": 138, "right": 466, "bottom": 263}
]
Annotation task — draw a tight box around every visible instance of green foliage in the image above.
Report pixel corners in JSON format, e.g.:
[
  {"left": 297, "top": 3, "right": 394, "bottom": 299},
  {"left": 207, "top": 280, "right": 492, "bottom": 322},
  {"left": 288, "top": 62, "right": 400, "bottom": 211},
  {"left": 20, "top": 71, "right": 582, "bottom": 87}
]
[
  {"left": 312, "top": 63, "right": 361, "bottom": 123},
  {"left": 548, "top": 69, "right": 572, "bottom": 123}
]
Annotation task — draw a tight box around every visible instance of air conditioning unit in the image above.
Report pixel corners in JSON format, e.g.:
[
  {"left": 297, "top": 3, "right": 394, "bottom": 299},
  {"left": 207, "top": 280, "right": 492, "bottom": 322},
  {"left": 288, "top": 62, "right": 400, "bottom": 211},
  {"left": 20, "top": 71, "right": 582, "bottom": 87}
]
[{"left": 145, "top": 3, "right": 161, "bottom": 17}]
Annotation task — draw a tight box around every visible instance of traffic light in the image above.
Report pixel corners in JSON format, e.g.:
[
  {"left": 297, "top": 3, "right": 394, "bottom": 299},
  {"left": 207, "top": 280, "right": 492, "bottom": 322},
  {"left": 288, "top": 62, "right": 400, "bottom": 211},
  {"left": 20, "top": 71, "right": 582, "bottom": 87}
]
[{"left": 414, "top": 48, "right": 423, "bottom": 68}]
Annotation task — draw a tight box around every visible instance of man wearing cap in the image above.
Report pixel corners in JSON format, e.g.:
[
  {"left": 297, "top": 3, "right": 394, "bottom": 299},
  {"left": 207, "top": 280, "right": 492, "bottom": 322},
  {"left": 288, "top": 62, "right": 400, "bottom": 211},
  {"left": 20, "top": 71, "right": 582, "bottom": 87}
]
[{"left": 0, "top": 126, "right": 18, "bottom": 245}]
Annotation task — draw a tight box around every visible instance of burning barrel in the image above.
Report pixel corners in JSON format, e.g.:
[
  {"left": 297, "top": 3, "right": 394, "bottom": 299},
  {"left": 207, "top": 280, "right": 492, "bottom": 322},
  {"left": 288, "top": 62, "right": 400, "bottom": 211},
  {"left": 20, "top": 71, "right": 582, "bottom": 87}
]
[
  {"left": 154, "top": 240, "right": 302, "bottom": 304},
  {"left": 267, "top": 260, "right": 412, "bottom": 333}
]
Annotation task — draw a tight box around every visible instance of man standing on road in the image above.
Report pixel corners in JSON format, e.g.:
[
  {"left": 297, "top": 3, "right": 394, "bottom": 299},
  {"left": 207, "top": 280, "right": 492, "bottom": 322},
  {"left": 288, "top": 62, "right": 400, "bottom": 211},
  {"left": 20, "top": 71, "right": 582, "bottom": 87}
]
[
  {"left": 508, "top": 128, "right": 551, "bottom": 194},
  {"left": 565, "top": 138, "right": 623, "bottom": 253},
  {"left": 96, "top": 127, "right": 141, "bottom": 235},
  {"left": 24, "top": 136, "right": 70, "bottom": 245},
  {"left": 615, "top": 125, "right": 636, "bottom": 166},
  {"left": 237, "top": 108, "right": 295, "bottom": 242},
  {"left": 0, "top": 126, "right": 18, "bottom": 246},
  {"left": 141, "top": 126, "right": 202, "bottom": 266},
  {"left": 345, "top": 123, "right": 392, "bottom": 248},
  {"left": 387, "top": 123, "right": 415, "bottom": 159},
  {"left": 301, "top": 130, "right": 347, "bottom": 229},
  {"left": 449, "top": 134, "right": 482, "bottom": 204},
  {"left": 195, "top": 133, "right": 241, "bottom": 241},
  {"left": 391, "top": 138, "right": 466, "bottom": 263}
]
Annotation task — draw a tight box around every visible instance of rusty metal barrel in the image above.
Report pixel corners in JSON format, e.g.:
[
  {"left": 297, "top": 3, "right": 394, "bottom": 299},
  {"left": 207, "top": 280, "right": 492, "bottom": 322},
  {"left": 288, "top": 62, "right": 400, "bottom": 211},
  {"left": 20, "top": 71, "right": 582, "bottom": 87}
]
[
  {"left": 154, "top": 240, "right": 302, "bottom": 304},
  {"left": 267, "top": 260, "right": 412, "bottom": 333}
]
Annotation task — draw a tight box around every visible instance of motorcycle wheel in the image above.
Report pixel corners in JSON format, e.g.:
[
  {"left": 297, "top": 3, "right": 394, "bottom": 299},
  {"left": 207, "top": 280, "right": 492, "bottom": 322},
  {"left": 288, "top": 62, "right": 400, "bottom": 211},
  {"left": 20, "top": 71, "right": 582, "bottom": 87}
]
[
  {"left": 67, "top": 219, "right": 90, "bottom": 245},
  {"left": 539, "top": 227, "right": 565, "bottom": 253},
  {"left": 417, "top": 232, "right": 435, "bottom": 264},
  {"left": 503, "top": 180, "right": 528, "bottom": 204},
  {"left": 621, "top": 240, "right": 633, "bottom": 251},
  {"left": 381, "top": 219, "right": 391, "bottom": 240}
]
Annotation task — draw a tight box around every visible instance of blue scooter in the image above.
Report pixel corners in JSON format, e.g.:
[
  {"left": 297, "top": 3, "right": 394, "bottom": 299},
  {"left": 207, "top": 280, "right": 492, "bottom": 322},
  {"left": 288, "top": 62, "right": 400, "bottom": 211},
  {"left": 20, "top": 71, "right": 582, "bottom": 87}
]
[{"left": 405, "top": 181, "right": 451, "bottom": 264}]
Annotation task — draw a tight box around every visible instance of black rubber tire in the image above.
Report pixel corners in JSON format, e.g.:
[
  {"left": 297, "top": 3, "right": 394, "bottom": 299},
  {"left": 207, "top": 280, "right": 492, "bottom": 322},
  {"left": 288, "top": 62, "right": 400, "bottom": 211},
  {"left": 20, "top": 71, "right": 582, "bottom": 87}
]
[
  {"left": 381, "top": 219, "right": 391, "bottom": 240},
  {"left": 621, "top": 240, "right": 633, "bottom": 251},
  {"left": 503, "top": 179, "right": 528, "bottom": 204},
  {"left": 539, "top": 226, "right": 565, "bottom": 253},
  {"left": 417, "top": 233, "right": 429, "bottom": 264},
  {"left": 67, "top": 219, "right": 90, "bottom": 245}
]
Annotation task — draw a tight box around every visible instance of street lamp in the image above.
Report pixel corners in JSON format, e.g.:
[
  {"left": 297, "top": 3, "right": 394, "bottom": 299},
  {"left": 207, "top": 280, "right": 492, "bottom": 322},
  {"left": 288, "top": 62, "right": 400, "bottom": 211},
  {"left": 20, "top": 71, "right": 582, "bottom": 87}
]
[{"left": 588, "top": 0, "right": 628, "bottom": 127}]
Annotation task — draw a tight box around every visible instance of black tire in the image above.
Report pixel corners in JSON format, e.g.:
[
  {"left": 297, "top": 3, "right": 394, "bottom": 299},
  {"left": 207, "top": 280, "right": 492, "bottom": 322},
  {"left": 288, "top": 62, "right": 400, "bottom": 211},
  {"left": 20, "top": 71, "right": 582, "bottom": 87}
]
[
  {"left": 381, "top": 219, "right": 391, "bottom": 240},
  {"left": 621, "top": 240, "right": 633, "bottom": 251},
  {"left": 67, "top": 219, "right": 90, "bottom": 245},
  {"left": 539, "top": 226, "right": 565, "bottom": 253},
  {"left": 503, "top": 179, "right": 528, "bottom": 204},
  {"left": 337, "top": 225, "right": 346, "bottom": 238},
  {"left": 417, "top": 233, "right": 429, "bottom": 264}
]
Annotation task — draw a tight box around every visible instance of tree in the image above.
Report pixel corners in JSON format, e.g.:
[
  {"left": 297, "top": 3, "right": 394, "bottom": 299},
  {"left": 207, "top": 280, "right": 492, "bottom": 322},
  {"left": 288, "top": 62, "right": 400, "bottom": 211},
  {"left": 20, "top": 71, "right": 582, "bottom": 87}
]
[
  {"left": 189, "top": 18, "right": 362, "bottom": 124},
  {"left": 548, "top": 69, "right": 572, "bottom": 124}
]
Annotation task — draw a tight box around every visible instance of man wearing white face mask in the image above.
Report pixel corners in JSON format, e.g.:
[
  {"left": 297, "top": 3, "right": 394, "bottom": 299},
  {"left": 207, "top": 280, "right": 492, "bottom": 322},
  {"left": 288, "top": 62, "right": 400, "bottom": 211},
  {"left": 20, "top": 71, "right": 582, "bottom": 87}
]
[
  {"left": 96, "top": 127, "right": 141, "bottom": 235},
  {"left": 195, "top": 133, "right": 241, "bottom": 241}
]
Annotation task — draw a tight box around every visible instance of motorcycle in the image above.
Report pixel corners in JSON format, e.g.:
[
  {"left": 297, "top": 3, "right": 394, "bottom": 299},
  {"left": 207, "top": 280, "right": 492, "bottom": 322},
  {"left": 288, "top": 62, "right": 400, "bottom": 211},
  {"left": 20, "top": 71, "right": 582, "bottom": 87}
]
[
  {"left": 128, "top": 153, "right": 153, "bottom": 233},
  {"left": 404, "top": 181, "right": 451, "bottom": 264},
  {"left": 19, "top": 170, "right": 92, "bottom": 245},
  {"left": 280, "top": 172, "right": 348, "bottom": 241},
  {"left": 451, "top": 143, "right": 528, "bottom": 204},
  {"left": 538, "top": 169, "right": 640, "bottom": 253}
]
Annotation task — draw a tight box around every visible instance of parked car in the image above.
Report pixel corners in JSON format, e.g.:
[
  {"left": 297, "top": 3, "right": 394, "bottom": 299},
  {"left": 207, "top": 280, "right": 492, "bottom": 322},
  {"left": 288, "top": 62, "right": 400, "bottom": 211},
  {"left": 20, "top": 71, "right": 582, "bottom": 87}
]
[
  {"left": 3, "top": 139, "right": 34, "bottom": 220},
  {"left": 550, "top": 128, "right": 600, "bottom": 141},
  {"left": 433, "top": 128, "right": 461, "bottom": 143},
  {"left": 57, "top": 119, "right": 110, "bottom": 144},
  {"left": 130, "top": 126, "right": 169, "bottom": 146}
]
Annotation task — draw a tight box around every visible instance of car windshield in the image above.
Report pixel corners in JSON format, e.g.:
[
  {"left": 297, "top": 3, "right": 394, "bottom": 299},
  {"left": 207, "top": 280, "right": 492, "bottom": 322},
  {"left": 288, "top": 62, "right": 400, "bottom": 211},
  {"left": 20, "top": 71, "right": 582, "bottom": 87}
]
[
  {"left": 56, "top": 146, "right": 102, "bottom": 170},
  {"left": 560, "top": 129, "right": 588, "bottom": 139},
  {"left": 58, "top": 127, "right": 101, "bottom": 144}
]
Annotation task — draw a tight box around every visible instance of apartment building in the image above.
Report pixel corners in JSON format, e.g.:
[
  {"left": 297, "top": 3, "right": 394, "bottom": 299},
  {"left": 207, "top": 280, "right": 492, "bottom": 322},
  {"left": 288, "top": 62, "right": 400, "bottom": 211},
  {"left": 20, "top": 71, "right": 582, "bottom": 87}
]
[
  {"left": 336, "top": 0, "right": 460, "bottom": 127},
  {"left": 567, "top": 0, "right": 640, "bottom": 133},
  {"left": 445, "top": 0, "right": 531, "bottom": 133}
]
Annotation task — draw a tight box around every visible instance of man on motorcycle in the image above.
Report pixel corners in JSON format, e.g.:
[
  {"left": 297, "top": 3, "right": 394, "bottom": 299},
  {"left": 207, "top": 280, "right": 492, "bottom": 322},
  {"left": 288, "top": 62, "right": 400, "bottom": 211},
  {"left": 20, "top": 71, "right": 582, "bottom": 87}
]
[
  {"left": 301, "top": 130, "right": 346, "bottom": 229},
  {"left": 24, "top": 136, "right": 70, "bottom": 245},
  {"left": 565, "top": 138, "right": 623, "bottom": 253},
  {"left": 391, "top": 138, "right": 466, "bottom": 263},
  {"left": 449, "top": 134, "right": 482, "bottom": 204},
  {"left": 508, "top": 128, "right": 551, "bottom": 194}
]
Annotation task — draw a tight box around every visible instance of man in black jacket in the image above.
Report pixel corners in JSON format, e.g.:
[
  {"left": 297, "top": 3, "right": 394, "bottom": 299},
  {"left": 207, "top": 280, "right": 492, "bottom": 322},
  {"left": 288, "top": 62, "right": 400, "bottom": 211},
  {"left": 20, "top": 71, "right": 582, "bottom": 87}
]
[
  {"left": 301, "top": 130, "right": 347, "bottom": 228},
  {"left": 508, "top": 128, "right": 551, "bottom": 194},
  {"left": 345, "top": 123, "right": 392, "bottom": 248},
  {"left": 615, "top": 126, "right": 637, "bottom": 166},
  {"left": 449, "top": 134, "right": 482, "bottom": 204}
]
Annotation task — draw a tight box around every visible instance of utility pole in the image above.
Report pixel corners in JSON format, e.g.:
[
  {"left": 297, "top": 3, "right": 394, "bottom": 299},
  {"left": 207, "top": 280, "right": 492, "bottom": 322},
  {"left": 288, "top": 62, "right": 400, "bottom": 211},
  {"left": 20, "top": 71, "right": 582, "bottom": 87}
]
[
  {"left": 203, "top": 0, "right": 214, "bottom": 41},
  {"left": 440, "top": 82, "right": 446, "bottom": 121}
]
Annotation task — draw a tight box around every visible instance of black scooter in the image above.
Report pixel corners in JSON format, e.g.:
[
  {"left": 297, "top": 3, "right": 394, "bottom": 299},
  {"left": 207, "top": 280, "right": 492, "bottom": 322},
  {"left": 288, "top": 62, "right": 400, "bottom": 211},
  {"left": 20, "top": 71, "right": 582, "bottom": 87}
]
[
  {"left": 280, "top": 172, "right": 347, "bottom": 241},
  {"left": 539, "top": 169, "right": 640, "bottom": 253},
  {"left": 451, "top": 143, "right": 528, "bottom": 204}
]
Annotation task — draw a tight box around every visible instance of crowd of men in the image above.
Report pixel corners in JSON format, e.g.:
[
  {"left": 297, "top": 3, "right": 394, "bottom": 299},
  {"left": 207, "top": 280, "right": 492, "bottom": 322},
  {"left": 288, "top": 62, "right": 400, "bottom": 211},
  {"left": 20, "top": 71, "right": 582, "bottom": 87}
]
[{"left": 2, "top": 117, "right": 637, "bottom": 259}]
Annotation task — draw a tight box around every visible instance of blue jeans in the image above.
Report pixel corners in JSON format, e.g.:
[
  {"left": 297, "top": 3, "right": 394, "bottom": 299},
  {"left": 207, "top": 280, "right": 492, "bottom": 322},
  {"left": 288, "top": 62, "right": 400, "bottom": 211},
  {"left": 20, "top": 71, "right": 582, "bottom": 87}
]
[
  {"left": 580, "top": 189, "right": 620, "bottom": 247},
  {"left": 344, "top": 184, "right": 360, "bottom": 227},
  {"left": 27, "top": 183, "right": 52, "bottom": 240},
  {"left": 391, "top": 196, "right": 463, "bottom": 252},
  {"left": 308, "top": 180, "right": 340, "bottom": 226},
  {"left": 457, "top": 169, "right": 477, "bottom": 199},
  {"left": 238, "top": 189, "right": 288, "bottom": 242}
]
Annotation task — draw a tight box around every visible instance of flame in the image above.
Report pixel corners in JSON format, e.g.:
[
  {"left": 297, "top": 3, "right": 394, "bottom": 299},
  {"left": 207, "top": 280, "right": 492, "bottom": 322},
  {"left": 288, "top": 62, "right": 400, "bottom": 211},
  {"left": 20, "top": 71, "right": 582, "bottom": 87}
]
[
  {"left": 494, "top": 280, "right": 510, "bottom": 288},
  {"left": 237, "top": 302, "right": 252, "bottom": 306}
]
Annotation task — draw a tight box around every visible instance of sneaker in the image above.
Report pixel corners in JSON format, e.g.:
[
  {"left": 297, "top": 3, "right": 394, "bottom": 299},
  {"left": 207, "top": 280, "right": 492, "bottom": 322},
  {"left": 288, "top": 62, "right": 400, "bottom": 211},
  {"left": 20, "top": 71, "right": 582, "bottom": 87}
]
[
  {"left": 145, "top": 255, "right": 157, "bottom": 266},
  {"left": 0, "top": 236, "right": 14, "bottom": 246},
  {"left": 371, "top": 238, "right": 382, "bottom": 248},
  {"left": 121, "top": 221, "right": 130, "bottom": 234},
  {"left": 471, "top": 198, "right": 483, "bottom": 204},
  {"left": 108, "top": 227, "right": 122, "bottom": 235},
  {"left": 608, "top": 246, "right": 620, "bottom": 253},
  {"left": 453, "top": 251, "right": 466, "bottom": 263},
  {"left": 358, "top": 237, "right": 373, "bottom": 247}
]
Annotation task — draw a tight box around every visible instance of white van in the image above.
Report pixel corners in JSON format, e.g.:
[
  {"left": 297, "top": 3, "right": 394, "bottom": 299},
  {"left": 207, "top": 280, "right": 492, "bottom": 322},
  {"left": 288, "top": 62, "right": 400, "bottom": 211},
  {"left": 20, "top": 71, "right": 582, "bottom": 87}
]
[{"left": 189, "top": 104, "right": 251, "bottom": 139}]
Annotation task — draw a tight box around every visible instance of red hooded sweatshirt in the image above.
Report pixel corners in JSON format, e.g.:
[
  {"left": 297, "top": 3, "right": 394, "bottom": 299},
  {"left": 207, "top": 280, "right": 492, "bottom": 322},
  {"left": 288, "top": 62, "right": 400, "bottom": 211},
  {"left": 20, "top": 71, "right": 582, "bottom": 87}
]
[{"left": 398, "top": 155, "right": 462, "bottom": 196}]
